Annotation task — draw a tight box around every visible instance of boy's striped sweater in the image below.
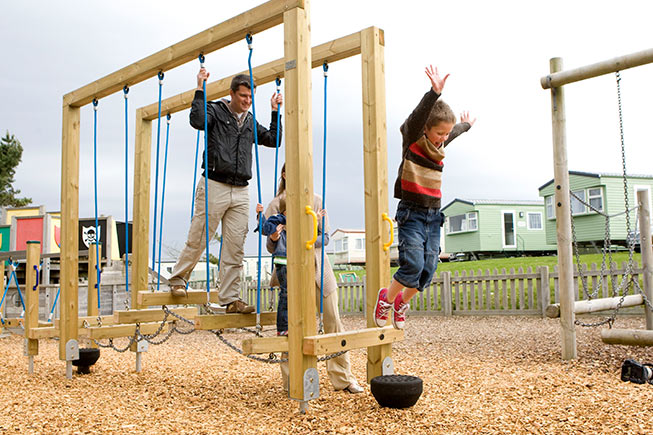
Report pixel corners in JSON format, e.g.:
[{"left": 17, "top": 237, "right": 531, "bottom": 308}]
[{"left": 393, "top": 89, "right": 471, "bottom": 209}]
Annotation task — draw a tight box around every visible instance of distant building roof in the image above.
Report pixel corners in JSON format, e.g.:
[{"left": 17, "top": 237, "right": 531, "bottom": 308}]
[
  {"left": 538, "top": 170, "right": 653, "bottom": 191},
  {"left": 441, "top": 198, "right": 543, "bottom": 212}
]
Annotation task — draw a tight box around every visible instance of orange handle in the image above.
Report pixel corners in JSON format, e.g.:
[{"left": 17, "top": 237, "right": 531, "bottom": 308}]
[{"left": 305, "top": 206, "right": 318, "bottom": 249}]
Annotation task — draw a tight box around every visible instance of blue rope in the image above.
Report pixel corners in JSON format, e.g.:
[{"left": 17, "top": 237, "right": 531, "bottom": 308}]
[
  {"left": 5, "top": 263, "right": 25, "bottom": 311},
  {"left": 319, "top": 62, "right": 329, "bottom": 316},
  {"left": 273, "top": 77, "right": 282, "bottom": 197},
  {"left": 152, "top": 71, "right": 165, "bottom": 271},
  {"left": 246, "top": 33, "right": 263, "bottom": 316},
  {"left": 123, "top": 85, "right": 130, "bottom": 294},
  {"left": 200, "top": 54, "right": 210, "bottom": 295},
  {"left": 191, "top": 131, "right": 200, "bottom": 219},
  {"left": 156, "top": 114, "right": 171, "bottom": 291},
  {"left": 48, "top": 287, "right": 60, "bottom": 321},
  {"left": 92, "top": 98, "right": 102, "bottom": 310}
]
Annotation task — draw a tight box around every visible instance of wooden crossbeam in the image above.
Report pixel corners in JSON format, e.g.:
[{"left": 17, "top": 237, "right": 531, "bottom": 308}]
[
  {"left": 195, "top": 312, "right": 276, "bottom": 330},
  {"left": 63, "top": 0, "right": 304, "bottom": 107},
  {"left": 113, "top": 307, "right": 198, "bottom": 324},
  {"left": 242, "top": 336, "right": 288, "bottom": 355},
  {"left": 54, "top": 315, "right": 115, "bottom": 329},
  {"left": 86, "top": 322, "right": 165, "bottom": 340},
  {"left": 139, "top": 29, "right": 364, "bottom": 120},
  {"left": 137, "top": 290, "right": 220, "bottom": 306},
  {"left": 303, "top": 326, "right": 403, "bottom": 356},
  {"left": 602, "top": 328, "right": 653, "bottom": 346},
  {"left": 545, "top": 294, "right": 644, "bottom": 318},
  {"left": 26, "top": 327, "right": 59, "bottom": 340},
  {"left": 3, "top": 318, "right": 22, "bottom": 328}
]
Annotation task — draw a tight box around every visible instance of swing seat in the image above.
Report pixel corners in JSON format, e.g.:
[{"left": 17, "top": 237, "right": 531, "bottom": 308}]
[
  {"left": 72, "top": 348, "right": 101, "bottom": 374},
  {"left": 371, "top": 375, "right": 423, "bottom": 409}
]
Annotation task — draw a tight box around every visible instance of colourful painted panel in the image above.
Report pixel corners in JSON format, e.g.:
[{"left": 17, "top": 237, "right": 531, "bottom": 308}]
[
  {"left": 0, "top": 225, "right": 10, "bottom": 251},
  {"left": 15, "top": 217, "right": 44, "bottom": 252}
]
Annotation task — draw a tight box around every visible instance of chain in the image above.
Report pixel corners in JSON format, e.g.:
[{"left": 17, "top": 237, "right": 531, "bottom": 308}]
[{"left": 212, "top": 330, "right": 287, "bottom": 364}]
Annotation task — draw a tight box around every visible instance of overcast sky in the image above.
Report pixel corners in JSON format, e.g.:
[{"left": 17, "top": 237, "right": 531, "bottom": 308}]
[{"left": 3, "top": 0, "right": 653, "bottom": 258}]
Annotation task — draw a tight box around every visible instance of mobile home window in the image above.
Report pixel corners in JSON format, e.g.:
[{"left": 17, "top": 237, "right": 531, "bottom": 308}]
[
  {"left": 335, "top": 239, "right": 343, "bottom": 252},
  {"left": 527, "top": 212, "right": 542, "bottom": 230},
  {"left": 571, "top": 189, "right": 586, "bottom": 215},
  {"left": 342, "top": 237, "right": 348, "bottom": 251},
  {"left": 355, "top": 238, "right": 364, "bottom": 250},
  {"left": 447, "top": 212, "right": 477, "bottom": 234},
  {"left": 545, "top": 196, "right": 554, "bottom": 219},
  {"left": 588, "top": 187, "right": 603, "bottom": 212},
  {"left": 467, "top": 212, "right": 477, "bottom": 230}
]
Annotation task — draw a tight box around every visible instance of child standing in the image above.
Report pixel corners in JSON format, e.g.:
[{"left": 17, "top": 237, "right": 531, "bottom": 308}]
[{"left": 374, "top": 65, "right": 475, "bottom": 329}]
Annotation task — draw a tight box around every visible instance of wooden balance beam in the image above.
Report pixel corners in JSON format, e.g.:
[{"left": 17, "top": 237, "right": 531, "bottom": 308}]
[
  {"left": 194, "top": 312, "right": 277, "bottom": 330},
  {"left": 113, "top": 307, "right": 198, "bottom": 324},
  {"left": 137, "top": 290, "right": 220, "bottom": 306},
  {"left": 85, "top": 322, "right": 168, "bottom": 340},
  {"left": 545, "top": 294, "right": 644, "bottom": 318},
  {"left": 601, "top": 328, "right": 653, "bottom": 346}
]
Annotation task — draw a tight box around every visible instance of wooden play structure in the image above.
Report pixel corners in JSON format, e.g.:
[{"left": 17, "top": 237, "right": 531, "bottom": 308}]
[
  {"left": 13, "top": 0, "right": 404, "bottom": 412},
  {"left": 541, "top": 49, "right": 653, "bottom": 359}
]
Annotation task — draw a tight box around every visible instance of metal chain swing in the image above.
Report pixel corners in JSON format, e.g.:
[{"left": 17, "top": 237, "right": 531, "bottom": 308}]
[{"left": 571, "top": 71, "right": 653, "bottom": 328}]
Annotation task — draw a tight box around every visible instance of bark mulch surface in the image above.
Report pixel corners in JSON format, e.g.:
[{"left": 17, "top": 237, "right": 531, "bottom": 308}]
[{"left": 1, "top": 315, "right": 652, "bottom": 434}]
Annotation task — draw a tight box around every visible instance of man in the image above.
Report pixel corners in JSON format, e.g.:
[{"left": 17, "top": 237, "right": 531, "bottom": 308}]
[{"left": 168, "top": 68, "right": 283, "bottom": 314}]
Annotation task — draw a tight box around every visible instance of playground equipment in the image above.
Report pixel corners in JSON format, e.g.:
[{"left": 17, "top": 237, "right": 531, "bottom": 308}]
[
  {"left": 51, "top": 0, "right": 400, "bottom": 412},
  {"left": 541, "top": 49, "right": 653, "bottom": 359}
]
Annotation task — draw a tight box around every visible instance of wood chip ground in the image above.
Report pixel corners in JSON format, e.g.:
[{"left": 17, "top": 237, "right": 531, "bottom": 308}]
[{"left": 1, "top": 315, "right": 652, "bottom": 434}]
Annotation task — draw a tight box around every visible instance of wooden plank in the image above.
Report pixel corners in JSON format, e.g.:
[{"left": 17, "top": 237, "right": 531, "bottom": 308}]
[
  {"left": 493, "top": 268, "right": 500, "bottom": 310},
  {"left": 54, "top": 315, "right": 115, "bottom": 329},
  {"left": 518, "top": 267, "right": 525, "bottom": 310},
  {"left": 137, "top": 290, "right": 220, "bottom": 306},
  {"left": 462, "top": 270, "right": 468, "bottom": 311},
  {"left": 360, "top": 25, "right": 391, "bottom": 380},
  {"left": 60, "top": 104, "right": 81, "bottom": 361},
  {"left": 87, "top": 322, "right": 164, "bottom": 340},
  {"left": 454, "top": 271, "right": 460, "bottom": 311},
  {"left": 541, "top": 48, "right": 653, "bottom": 89},
  {"left": 26, "top": 327, "right": 59, "bottom": 340},
  {"left": 528, "top": 267, "right": 534, "bottom": 310},
  {"left": 602, "top": 328, "right": 653, "bottom": 346},
  {"left": 194, "top": 312, "right": 276, "bottom": 330},
  {"left": 469, "top": 270, "right": 475, "bottom": 311},
  {"left": 24, "top": 242, "right": 40, "bottom": 355},
  {"left": 88, "top": 242, "right": 99, "bottom": 317},
  {"left": 63, "top": 0, "right": 305, "bottom": 107},
  {"left": 284, "top": 4, "right": 317, "bottom": 402},
  {"left": 510, "top": 268, "right": 517, "bottom": 310},
  {"left": 502, "top": 268, "right": 508, "bottom": 310},
  {"left": 132, "top": 113, "right": 153, "bottom": 308},
  {"left": 114, "top": 307, "right": 198, "bottom": 324},
  {"left": 140, "top": 30, "right": 364, "bottom": 121},
  {"left": 442, "top": 271, "right": 452, "bottom": 316},
  {"left": 638, "top": 190, "right": 653, "bottom": 330},
  {"left": 304, "top": 326, "right": 403, "bottom": 356},
  {"left": 242, "top": 336, "right": 288, "bottom": 355}
]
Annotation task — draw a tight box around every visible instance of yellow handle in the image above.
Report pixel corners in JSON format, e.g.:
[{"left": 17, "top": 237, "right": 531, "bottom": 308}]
[
  {"left": 305, "top": 205, "right": 318, "bottom": 249},
  {"left": 382, "top": 212, "right": 394, "bottom": 252}
]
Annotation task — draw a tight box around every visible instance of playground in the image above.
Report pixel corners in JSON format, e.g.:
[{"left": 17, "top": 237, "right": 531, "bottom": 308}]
[{"left": 1, "top": 315, "right": 652, "bottom": 433}]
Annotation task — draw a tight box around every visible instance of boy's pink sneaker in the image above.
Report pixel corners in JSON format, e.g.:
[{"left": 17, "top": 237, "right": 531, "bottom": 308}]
[
  {"left": 374, "top": 288, "right": 392, "bottom": 327},
  {"left": 392, "top": 293, "right": 409, "bottom": 330}
]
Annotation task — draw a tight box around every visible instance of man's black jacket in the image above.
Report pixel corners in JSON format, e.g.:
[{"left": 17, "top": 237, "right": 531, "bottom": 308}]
[{"left": 190, "top": 90, "right": 282, "bottom": 186}]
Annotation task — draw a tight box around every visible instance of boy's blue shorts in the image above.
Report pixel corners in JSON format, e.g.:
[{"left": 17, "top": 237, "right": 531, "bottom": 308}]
[{"left": 392, "top": 201, "right": 444, "bottom": 291}]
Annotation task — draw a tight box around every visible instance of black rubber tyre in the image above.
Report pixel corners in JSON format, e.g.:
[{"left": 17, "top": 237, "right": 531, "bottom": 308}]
[
  {"left": 72, "top": 348, "right": 101, "bottom": 374},
  {"left": 370, "top": 375, "right": 423, "bottom": 409}
]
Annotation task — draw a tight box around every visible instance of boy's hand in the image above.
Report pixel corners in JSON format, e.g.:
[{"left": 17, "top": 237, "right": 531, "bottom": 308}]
[
  {"left": 425, "top": 65, "right": 449, "bottom": 95},
  {"left": 317, "top": 209, "right": 327, "bottom": 219},
  {"left": 197, "top": 68, "right": 210, "bottom": 90},
  {"left": 256, "top": 203, "right": 264, "bottom": 214},
  {"left": 460, "top": 111, "right": 476, "bottom": 126},
  {"left": 270, "top": 224, "right": 284, "bottom": 241}
]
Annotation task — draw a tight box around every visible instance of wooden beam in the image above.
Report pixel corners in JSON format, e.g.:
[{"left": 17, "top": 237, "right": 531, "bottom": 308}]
[
  {"left": 545, "top": 295, "right": 644, "bottom": 318},
  {"left": 114, "top": 307, "right": 198, "bottom": 324},
  {"left": 284, "top": 3, "right": 317, "bottom": 402},
  {"left": 24, "top": 241, "right": 40, "bottom": 356},
  {"left": 87, "top": 322, "right": 165, "bottom": 340},
  {"left": 194, "top": 312, "right": 276, "bottom": 330},
  {"left": 62, "top": 0, "right": 305, "bottom": 107},
  {"left": 60, "top": 104, "right": 81, "bottom": 361},
  {"left": 137, "top": 290, "right": 220, "bottom": 306},
  {"left": 242, "top": 336, "right": 288, "bottom": 355},
  {"left": 601, "top": 328, "right": 653, "bottom": 346},
  {"left": 54, "top": 315, "right": 115, "bottom": 329},
  {"left": 541, "top": 48, "right": 653, "bottom": 89},
  {"left": 26, "top": 327, "right": 59, "bottom": 340},
  {"left": 638, "top": 190, "right": 653, "bottom": 330},
  {"left": 139, "top": 30, "right": 363, "bottom": 121},
  {"left": 132, "top": 111, "right": 153, "bottom": 306},
  {"left": 549, "top": 58, "right": 576, "bottom": 360},
  {"left": 88, "top": 243, "right": 99, "bottom": 317},
  {"left": 360, "top": 26, "right": 392, "bottom": 381},
  {"left": 303, "top": 326, "right": 402, "bottom": 356}
]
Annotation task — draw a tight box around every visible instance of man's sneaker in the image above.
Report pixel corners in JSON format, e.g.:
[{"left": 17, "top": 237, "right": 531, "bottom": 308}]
[
  {"left": 344, "top": 380, "right": 364, "bottom": 394},
  {"left": 225, "top": 299, "right": 255, "bottom": 314},
  {"left": 171, "top": 285, "right": 188, "bottom": 297},
  {"left": 277, "top": 330, "right": 288, "bottom": 336},
  {"left": 392, "top": 293, "right": 409, "bottom": 330},
  {"left": 374, "top": 288, "right": 392, "bottom": 327}
]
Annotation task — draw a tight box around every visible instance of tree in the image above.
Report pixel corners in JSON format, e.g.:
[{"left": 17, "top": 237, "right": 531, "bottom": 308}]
[{"left": 0, "top": 131, "right": 31, "bottom": 207}]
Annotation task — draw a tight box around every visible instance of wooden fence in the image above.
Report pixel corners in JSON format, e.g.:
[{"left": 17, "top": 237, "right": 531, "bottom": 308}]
[{"left": 242, "top": 262, "right": 647, "bottom": 317}]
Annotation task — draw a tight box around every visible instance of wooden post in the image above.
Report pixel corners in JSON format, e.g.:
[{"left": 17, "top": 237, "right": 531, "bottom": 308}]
[
  {"left": 132, "top": 111, "right": 153, "bottom": 307},
  {"left": 283, "top": 2, "right": 317, "bottom": 404},
  {"left": 360, "top": 26, "right": 391, "bottom": 382},
  {"left": 24, "top": 241, "right": 40, "bottom": 371},
  {"left": 88, "top": 243, "right": 99, "bottom": 317},
  {"left": 637, "top": 190, "right": 653, "bottom": 330},
  {"left": 539, "top": 266, "right": 550, "bottom": 317},
  {"left": 442, "top": 271, "right": 452, "bottom": 316},
  {"left": 549, "top": 57, "right": 576, "bottom": 360},
  {"left": 60, "top": 104, "right": 80, "bottom": 362}
]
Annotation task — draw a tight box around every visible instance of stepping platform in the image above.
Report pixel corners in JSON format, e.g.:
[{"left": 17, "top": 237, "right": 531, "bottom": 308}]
[
  {"left": 545, "top": 294, "right": 644, "bottom": 318},
  {"left": 601, "top": 328, "right": 653, "bottom": 346},
  {"left": 113, "top": 307, "right": 198, "bottom": 324},
  {"left": 195, "top": 312, "right": 277, "bottom": 330},
  {"left": 242, "top": 336, "right": 288, "bottom": 355},
  {"left": 137, "top": 290, "right": 220, "bottom": 306},
  {"left": 303, "top": 326, "right": 403, "bottom": 356},
  {"left": 85, "top": 322, "right": 167, "bottom": 340}
]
